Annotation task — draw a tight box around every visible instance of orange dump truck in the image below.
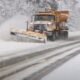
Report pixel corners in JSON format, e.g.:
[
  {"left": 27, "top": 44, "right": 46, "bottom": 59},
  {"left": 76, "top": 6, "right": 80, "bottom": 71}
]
[{"left": 10, "top": 9, "right": 69, "bottom": 43}]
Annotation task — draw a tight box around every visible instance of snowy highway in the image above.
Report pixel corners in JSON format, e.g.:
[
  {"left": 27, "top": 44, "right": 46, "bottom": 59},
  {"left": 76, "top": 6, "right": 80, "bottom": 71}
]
[
  {"left": 0, "top": 0, "right": 80, "bottom": 80},
  {"left": 0, "top": 14, "right": 80, "bottom": 80},
  {"left": 0, "top": 34, "right": 80, "bottom": 80}
]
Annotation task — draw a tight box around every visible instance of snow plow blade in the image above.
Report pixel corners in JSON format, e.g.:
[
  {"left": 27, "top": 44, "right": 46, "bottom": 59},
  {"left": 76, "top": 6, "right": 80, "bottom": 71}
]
[{"left": 10, "top": 29, "right": 47, "bottom": 43}]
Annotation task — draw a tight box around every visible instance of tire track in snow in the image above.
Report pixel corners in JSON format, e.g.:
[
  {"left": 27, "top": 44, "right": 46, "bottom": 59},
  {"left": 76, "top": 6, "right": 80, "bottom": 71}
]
[
  {"left": 0, "top": 38, "right": 80, "bottom": 69},
  {"left": 0, "top": 40, "right": 80, "bottom": 80},
  {"left": 23, "top": 47, "right": 80, "bottom": 80}
]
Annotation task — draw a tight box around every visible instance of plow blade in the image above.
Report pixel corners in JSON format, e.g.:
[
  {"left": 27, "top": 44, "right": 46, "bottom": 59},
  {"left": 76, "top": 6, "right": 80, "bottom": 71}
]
[{"left": 10, "top": 29, "right": 47, "bottom": 43}]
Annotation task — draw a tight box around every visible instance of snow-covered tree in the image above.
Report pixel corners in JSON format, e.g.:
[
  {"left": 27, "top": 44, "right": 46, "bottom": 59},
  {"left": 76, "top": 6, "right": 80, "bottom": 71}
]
[{"left": 0, "top": 0, "right": 80, "bottom": 31}]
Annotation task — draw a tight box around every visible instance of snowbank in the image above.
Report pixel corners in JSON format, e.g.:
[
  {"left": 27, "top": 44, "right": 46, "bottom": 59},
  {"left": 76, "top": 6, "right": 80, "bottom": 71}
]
[
  {"left": 69, "top": 31, "right": 80, "bottom": 37},
  {"left": 0, "top": 40, "right": 43, "bottom": 57}
]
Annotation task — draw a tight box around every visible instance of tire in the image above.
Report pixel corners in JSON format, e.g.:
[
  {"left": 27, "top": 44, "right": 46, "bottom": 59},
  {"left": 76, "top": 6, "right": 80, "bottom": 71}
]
[
  {"left": 47, "top": 31, "right": 57, "bottom": 41},
  {"left": 55, "top": 31, "right": 59, "bottom": 39},
  {"left": 63, "top": 31, "right": 68, "bottom": 39},
  {"left": 65, "top": 31, "right": 68, "bottom": 38},
  {"left": 60, "top": 31, "right": 68, "bottom": 39},
  {"left": 51, "top": 32, "right": 56, "bottom": 41},
  {"left": 10, "top": 32, "right": 16, "bottom": 35}
]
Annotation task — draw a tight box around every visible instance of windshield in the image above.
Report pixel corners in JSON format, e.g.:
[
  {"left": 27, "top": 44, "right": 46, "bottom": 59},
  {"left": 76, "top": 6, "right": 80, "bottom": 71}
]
[
  {"left": 34, "top": 15, "right": 54, "bottom": 21},
  {"left": 34, "top": 24, "right": 47, "bottom": 30}
]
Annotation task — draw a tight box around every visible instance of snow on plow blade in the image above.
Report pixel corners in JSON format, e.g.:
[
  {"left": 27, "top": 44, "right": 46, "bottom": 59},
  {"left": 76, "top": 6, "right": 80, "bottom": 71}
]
[{"left": 10, "top": 29, "right": 47, "bottom": 43}]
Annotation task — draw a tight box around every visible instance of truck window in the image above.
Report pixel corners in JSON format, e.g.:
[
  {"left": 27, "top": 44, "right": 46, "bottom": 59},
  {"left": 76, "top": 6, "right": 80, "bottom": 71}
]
[{"left": 34, "top": 15, "right": 55, "bottom": 21}]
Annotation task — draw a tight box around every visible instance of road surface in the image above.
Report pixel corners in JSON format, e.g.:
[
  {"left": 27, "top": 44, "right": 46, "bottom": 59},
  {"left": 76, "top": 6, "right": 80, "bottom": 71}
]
[{"left": 0, "top": 35, "right": 80, "bottom": 80}]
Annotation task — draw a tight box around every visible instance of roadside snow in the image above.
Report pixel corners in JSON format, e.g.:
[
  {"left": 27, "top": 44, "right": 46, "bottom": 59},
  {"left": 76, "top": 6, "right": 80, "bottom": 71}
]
[
  {"left": 69, "top": 31, "right": 80, "bottom": 37},
  {"left": 0, "top": 40, "right": 43, "bottom": 56}
]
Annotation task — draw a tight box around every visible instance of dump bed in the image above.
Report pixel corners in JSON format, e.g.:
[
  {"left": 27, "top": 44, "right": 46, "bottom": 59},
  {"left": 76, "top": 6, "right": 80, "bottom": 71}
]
[
  {"left": 36, "top": 10, "right": 69, "bottom": 22},
  {"left": 54, "top": 10, "right": 69, "bottom": 22}
]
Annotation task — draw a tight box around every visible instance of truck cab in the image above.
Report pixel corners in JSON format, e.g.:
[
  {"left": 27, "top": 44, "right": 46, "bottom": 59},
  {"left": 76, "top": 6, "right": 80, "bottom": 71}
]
[{"left": 30, "top": 10, "right": 69, "bottom": 40}]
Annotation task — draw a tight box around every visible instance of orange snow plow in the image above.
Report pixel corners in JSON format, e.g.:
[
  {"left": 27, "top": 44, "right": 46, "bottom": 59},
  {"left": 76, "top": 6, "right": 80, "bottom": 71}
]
[{"left": 10, "top": 28, "right": 47, "bottom": 42}]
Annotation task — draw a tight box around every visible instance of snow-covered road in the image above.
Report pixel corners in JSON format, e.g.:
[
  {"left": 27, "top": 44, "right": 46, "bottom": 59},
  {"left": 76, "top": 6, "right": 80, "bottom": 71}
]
[
  {"left": 42, "top": 50, "right": 80, "bottom": 80},
  {"left": 0, "top": 0, "right": 80, "bottom": 80},
  {"left": 0, "top": 35, "right": 80, "bottom": 80},
  {"left": 0, "top": 14, "right": 80, "bottom": 80}
]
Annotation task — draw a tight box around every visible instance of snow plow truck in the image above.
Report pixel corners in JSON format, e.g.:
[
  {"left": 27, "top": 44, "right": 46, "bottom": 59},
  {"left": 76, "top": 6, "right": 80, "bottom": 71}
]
[{"left": 10, "top": 9, "right": 69, "bottom": 43}]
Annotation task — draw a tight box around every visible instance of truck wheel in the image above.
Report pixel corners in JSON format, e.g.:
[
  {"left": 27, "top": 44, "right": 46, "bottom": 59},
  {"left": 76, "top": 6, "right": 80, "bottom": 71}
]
[
  {"left": 63, "top": 31, "right": 68, "bottom": 39},
  {"left": 55, "top": 31, "right": 59, "bottom": 39},
  {"left": 10, "top": 32, "right": 16, "bottom": 35},
  {"left": 65, "top": 31, "right": 68, "bottom": 38},
  {"left": 59, "top": 31, "right": 63, "bottom": 39},
  {"left": 51, "top": 32, "right": 56, "bottom": 41}
]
